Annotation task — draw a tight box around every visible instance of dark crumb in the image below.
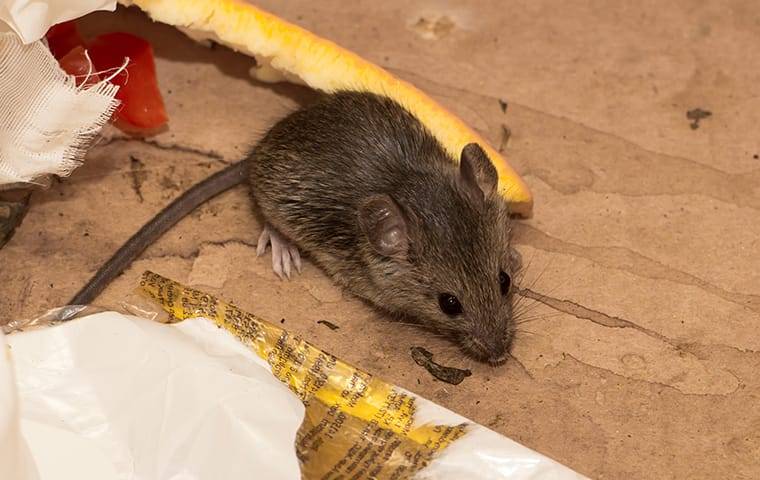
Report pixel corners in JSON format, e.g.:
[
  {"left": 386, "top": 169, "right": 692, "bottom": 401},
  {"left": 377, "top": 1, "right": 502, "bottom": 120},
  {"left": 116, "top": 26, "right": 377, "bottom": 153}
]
[
  {"left": 83, "top": 232, "right": 89, "bottom": 237},
  {"left": 498, "top": 124, "right": 512, "bottom": 153},
  {"left": 317, "top": 319, "right": 340, "bottom": 330},
  {"left": 686, "top": 108, "right": 712, "bottom": 130},
  {"left": 410, "top": 346, "right": 471, "bottom": 385},
  {"left": 0, "top": 200, "right": 29, "bottom": 248},
  {"left": 498, "top": 99, "right": 508, "bottom": 113},
  {"left": 754, "top": 154, "right": 759, "bottom": 159},
  {"left": 417, "top": 378, "right": 420, "bottom": 384},
  {"left": 280, "top": 318, "right": 285, "bottom": 324},
  {"left": 476, "top": 400, "right": 481, "bottom": 405},
  {"left": 129, "top": 155, "right": 146, "bottom": 203}
]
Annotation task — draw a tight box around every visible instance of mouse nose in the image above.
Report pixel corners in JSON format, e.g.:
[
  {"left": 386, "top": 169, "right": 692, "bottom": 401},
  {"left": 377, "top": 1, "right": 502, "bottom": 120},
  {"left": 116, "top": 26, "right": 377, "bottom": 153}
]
[{"left": 469, "top": 335, "right": 507, "bottom": 362}]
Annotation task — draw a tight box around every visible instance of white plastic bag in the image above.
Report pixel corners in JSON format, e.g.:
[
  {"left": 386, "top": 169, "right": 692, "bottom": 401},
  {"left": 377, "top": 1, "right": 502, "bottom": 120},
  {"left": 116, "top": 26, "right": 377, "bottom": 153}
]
[
  {"left": 0, "top": 329, "right": 40, "bottom": 480},
  {"left": 0, "top": 0, "right": 116, "bottom": 44},
  {"left": 2, "top": 313, "right": 305, "bottom": 480},
  {"left": 1, "top": 309, "right": 586, "bottom": 479}
]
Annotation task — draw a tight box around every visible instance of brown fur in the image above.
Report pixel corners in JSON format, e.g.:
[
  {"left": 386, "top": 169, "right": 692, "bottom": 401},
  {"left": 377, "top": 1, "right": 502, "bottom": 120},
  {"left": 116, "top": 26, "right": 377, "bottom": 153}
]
[{"left": 248, "top": 91, "right": 519, "bottom": 362}]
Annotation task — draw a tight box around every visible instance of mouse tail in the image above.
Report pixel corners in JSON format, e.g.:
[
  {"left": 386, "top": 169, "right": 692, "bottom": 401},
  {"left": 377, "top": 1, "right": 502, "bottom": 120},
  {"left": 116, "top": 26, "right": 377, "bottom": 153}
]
[{"left": 69, "top": 160, "right": 248, "bottom": 306}]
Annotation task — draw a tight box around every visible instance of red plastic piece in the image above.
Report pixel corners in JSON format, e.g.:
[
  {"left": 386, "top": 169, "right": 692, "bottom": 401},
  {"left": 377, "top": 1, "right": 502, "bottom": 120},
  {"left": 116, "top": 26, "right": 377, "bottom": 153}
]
[
  {"left": 87, "top": 32, "right": 168, "bottom": 130},
  {"left": 45, "top": 21, "right": 86, "bottom": 59}
]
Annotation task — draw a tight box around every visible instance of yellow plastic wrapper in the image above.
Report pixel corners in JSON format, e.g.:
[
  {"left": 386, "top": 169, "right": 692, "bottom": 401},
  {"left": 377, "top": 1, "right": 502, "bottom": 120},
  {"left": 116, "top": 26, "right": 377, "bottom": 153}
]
[{"left": 137, "top": 270, "right": 467, "bottom": 479}]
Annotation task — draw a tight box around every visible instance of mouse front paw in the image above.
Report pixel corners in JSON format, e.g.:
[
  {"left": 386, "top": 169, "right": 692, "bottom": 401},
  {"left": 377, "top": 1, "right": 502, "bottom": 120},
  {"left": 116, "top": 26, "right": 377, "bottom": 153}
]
[{"left": 256, "top": 224, "right": 302, "bottom": 280}]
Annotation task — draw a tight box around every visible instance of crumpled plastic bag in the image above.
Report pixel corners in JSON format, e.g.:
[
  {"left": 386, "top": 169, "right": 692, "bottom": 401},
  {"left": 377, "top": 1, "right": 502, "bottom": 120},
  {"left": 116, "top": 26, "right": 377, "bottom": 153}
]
[
  {"left": 134, "top": 272, "right": 589, "bottom": 480},
  {"left": 0, "top": 271, "right": 589, "bottom": 479},
  {"left": 1, "top": 312, "right": 305, "bottom": 480},
  {"left": 0, "top": 0, "right": 116, "bottom": 44},
  {"left": 0, "top": 329, "right": 40, "bottom": 480}
]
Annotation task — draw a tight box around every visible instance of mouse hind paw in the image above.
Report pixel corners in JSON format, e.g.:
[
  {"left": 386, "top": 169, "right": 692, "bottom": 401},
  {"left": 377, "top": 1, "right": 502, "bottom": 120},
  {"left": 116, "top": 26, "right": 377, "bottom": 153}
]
[{"left": 256, "top": 225, "right": 302, "bottom": 279}]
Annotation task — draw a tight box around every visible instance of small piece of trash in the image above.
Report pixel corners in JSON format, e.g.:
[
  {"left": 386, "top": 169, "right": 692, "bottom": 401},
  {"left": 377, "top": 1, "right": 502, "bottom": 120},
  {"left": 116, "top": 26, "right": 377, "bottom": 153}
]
[
  {"left": 410, "top": 346, "right": 471, "bottom": 385},
  {"left": 686, "top": 108, "right": 711, "bottom": 130},
  {"left": 316, "top": 320, "right": 340, "bottom": 330}
]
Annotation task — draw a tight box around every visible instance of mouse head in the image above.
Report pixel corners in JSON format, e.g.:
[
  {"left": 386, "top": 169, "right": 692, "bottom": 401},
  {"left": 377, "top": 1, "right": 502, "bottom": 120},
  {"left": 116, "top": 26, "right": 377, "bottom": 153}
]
[{"left": 358, "top": 143, "right": 521, "bottom": 364}]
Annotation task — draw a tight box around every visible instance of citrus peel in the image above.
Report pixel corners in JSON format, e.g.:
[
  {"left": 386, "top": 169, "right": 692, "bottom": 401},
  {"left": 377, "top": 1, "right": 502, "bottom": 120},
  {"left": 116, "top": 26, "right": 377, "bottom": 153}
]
[{"left": 120, "top": 0, "right": 534, "bottom": 215}]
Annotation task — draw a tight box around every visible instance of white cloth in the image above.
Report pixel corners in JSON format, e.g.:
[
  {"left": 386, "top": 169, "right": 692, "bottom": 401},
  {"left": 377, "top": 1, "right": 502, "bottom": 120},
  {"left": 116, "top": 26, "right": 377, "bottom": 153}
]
[{"left": 0, "top": 32, "right": 119, "bottom": 185}]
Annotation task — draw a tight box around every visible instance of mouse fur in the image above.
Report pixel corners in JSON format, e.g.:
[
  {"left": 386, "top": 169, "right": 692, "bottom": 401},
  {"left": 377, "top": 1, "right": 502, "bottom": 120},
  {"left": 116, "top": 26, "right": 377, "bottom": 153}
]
[{"left": 249, "top": 91, "right": 520, "bottom": 363}]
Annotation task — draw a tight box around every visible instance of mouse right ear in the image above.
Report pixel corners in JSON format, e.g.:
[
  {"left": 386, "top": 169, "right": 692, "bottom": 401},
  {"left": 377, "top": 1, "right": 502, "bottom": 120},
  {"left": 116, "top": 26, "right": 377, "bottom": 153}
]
[
  {"left": 358, "top": 194, "right": 409, "bottom": 258},
  {"left": 458, "top": 143, "right": 498, "bottom": 206}
]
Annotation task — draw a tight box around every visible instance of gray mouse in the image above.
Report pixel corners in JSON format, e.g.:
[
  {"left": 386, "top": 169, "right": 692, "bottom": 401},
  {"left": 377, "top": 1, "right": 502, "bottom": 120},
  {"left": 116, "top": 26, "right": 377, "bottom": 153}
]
[{"left": 70, "top": 91, "right": 521, "bottom": 364}]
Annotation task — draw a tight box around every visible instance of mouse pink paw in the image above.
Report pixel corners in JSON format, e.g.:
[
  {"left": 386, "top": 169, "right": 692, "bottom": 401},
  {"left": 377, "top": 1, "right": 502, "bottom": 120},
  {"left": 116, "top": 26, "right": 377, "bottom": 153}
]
[{"left": 256, "top": 224, "right": 302, "bottom": 279}]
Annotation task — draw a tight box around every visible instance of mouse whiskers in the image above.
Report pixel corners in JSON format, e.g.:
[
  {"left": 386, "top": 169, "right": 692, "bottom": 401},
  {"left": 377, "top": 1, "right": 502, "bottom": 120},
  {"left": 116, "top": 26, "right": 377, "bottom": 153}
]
[
  {"left": 510, "top": 252, "right": 551, "bottom": 316},
  {"left": 512, "top": 255, "right": 592, "bottom": 322},
  {"left": 513, "top": 311, "right": 563, "bottom": 325},
  {"left": 433, "top": 344, "right": 472, "bottom": 366},
  {"left": 513, "top": 328, "right": 546, "bottom": 338}
]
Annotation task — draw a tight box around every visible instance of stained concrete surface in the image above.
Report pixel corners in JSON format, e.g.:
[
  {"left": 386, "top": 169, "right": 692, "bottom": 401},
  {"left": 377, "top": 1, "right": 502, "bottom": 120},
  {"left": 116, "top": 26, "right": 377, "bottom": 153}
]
[{"left": 2, "top": 2, "right": 760, "bottom": 478}]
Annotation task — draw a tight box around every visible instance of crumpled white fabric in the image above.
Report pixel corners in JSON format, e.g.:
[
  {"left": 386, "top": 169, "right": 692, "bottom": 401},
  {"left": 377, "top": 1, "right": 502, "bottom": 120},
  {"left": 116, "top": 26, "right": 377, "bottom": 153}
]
[
  {"left": 0, "top": 0, "right": 116, "bottom": 44},
  {"left": 0, "top": 32, "right": 120, "bottom": 185}
]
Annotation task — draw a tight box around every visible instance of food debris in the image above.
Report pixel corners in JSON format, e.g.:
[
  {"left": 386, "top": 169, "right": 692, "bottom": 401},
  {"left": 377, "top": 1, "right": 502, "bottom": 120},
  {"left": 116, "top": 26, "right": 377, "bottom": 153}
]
[
  {"left": 317, "top": 320, "right": 340, "bottom": 330},
  {"left": 686, "top": 108, "right": 711, "bottom": 130},
  {"left": 498, "top": 99, "right": 508, "bottom": 113},
  {"left": 410, "top": 347, "right": 471, "bottom": 385}
]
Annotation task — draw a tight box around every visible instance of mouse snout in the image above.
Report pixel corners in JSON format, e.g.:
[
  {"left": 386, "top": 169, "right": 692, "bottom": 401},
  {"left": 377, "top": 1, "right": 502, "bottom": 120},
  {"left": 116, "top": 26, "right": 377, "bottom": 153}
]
[{"left": 465, "top": 332, "right": 510, "bottom": 364}]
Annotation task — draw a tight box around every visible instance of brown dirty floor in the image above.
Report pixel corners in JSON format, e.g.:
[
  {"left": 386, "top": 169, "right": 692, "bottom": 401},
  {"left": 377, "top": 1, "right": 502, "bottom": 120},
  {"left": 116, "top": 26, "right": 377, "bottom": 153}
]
[{"left": 2, "top": 2, "right": 759, "bottom": 479}]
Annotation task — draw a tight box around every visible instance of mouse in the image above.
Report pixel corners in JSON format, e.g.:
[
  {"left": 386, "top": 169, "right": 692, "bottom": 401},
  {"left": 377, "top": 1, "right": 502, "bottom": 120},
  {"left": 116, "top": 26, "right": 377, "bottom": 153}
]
[{"left": 70, "top": 90, "right": 522, "bottom": 364}]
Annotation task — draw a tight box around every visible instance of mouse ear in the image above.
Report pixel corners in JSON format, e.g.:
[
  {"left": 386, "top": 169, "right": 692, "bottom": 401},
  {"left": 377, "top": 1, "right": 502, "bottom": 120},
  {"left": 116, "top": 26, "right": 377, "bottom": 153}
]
[
  {"left": 358, "top": 194, "right": 409, "bottom": 257},
  {"left": 458, "top": 143, "right": 498, "bottom": 205}
]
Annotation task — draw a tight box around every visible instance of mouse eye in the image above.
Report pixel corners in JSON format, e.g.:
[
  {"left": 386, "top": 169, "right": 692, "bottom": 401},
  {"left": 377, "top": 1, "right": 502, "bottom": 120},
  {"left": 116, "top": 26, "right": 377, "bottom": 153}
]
[
  {"left": 499, "top": 270, "right": 511, "bottom": 295},
  {"left": 438, "top": 293, "right": 463, "bottom": 316}
]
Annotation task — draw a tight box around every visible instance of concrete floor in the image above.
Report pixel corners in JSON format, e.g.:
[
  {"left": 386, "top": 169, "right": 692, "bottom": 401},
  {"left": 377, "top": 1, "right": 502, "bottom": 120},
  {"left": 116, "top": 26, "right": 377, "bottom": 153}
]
[{"left": 2, "top": 2, "right": 759, "bottom": 478}]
